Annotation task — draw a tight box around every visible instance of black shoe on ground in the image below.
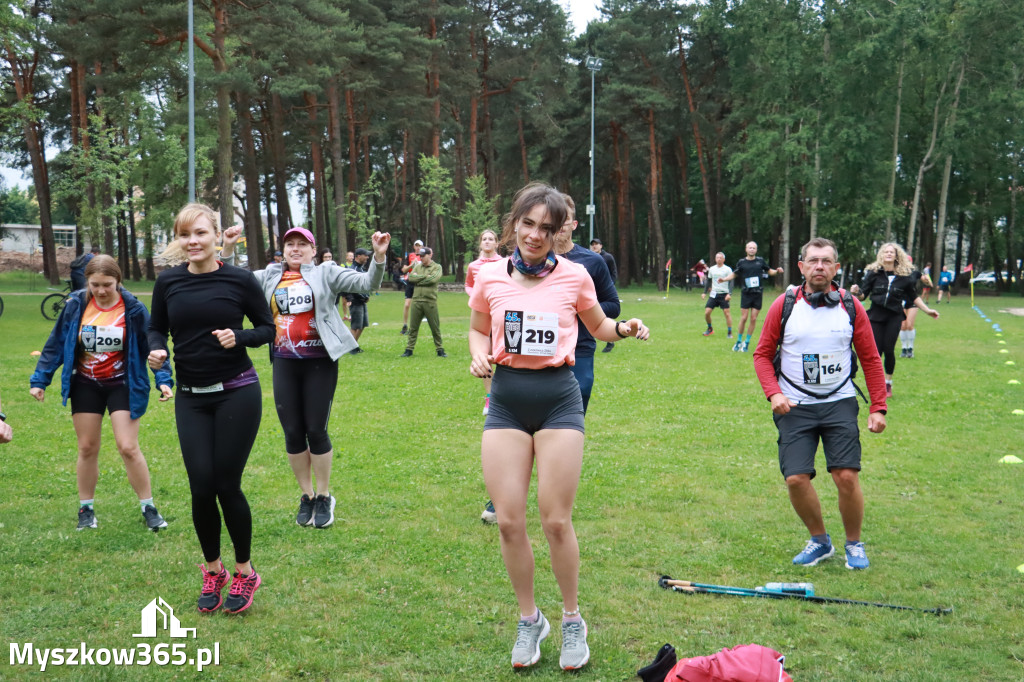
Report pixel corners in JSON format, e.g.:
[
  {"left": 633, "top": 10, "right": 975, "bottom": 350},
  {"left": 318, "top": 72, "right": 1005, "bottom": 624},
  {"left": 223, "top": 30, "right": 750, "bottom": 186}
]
[
  {"left": 400, "top": 350, "right": 413, "bottom": 357},
  {"left": 349, "top": 347, "right": 363, "bottom": 354},
  {"left": 313, "top": 494, "right": 336, "bottom": 528},
  {"left": 602, "top": 343, "right": 615, "bottom": 353},
  {"left": 906, "top": 349, "right": 914, "bottom": 359},
  {"left": 437, "top": 349, "right": 448, "bottom": 358},
  {"left": 77, "top": 506, "right": 97, "bottom": 531},
  {"left": 142, "top": 504, "right": 168, "bottom": 532},
  {"left": 400, "top": 324, "right": 408, "bottom": 335},
  {"left": 296, "top": 494, "right": 315, "bottom": 526}
]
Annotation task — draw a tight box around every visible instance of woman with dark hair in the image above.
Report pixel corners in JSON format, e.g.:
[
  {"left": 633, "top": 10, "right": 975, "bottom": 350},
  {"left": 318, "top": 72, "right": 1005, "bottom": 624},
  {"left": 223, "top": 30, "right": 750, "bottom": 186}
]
[
  {"left": 148, "top": 203, "right": 275, "bottom": 615},
  {"left": 30, "top": 254, "right": 173, "bottom": 532},
  {"left": 468, "top": 182, "right": 649, "bottom": 670},
  {"left": 850, "top": 242, "right": 938, "bottom": 397}
]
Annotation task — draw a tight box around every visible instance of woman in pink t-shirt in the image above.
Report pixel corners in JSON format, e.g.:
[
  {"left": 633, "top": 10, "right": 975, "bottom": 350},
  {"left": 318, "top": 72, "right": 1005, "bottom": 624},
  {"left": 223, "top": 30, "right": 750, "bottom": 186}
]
[
  {"left": 468, "top": 183, "right": 648, "bottom": 671},
  {"left": 465, "top": 229, "right": 501, "bottom": 419}
]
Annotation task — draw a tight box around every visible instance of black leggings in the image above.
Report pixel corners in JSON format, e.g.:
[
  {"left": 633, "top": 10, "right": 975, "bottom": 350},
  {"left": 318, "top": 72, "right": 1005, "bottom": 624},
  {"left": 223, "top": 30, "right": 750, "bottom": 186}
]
[
  {"left": 176, "top": 382, "right": 262, "bottom": 564},
  {"left": 870, "top": 311, "right": 903, "bottom": 375},
  {"left": 272, "top": 356, "right": 338, "bottom": 455}
]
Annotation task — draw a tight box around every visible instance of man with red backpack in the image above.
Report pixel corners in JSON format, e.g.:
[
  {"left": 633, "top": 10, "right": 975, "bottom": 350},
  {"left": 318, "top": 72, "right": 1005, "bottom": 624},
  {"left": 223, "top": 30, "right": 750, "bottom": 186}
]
[{"left": 752, "top": 237, "right": 887, "bottom": 570}]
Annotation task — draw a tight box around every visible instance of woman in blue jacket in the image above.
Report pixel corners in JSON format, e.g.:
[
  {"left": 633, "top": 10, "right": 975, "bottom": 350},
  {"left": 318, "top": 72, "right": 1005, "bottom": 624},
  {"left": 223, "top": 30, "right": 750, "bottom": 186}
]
[
  {"left": 30, "top": 255, "right": 173, "bottom": 532},
  {"left": 221, "top": 225, "right": 389, "bottom": 529}
]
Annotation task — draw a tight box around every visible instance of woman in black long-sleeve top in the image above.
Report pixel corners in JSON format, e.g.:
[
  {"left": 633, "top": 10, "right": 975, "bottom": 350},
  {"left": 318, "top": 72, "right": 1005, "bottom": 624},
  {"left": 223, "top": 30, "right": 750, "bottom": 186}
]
[
  {"left": 850, "top": 242, "right": 938, "bottom": 397},
  {"left": 148, "top": 203, "right": 274, "bottom": 615}
]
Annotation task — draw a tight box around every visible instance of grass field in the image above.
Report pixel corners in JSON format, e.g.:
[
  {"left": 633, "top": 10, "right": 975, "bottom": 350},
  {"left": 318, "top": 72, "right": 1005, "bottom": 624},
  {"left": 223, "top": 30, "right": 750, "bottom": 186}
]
[{"left": 0, "top": 278, "right": 1022, "bottom": 680}]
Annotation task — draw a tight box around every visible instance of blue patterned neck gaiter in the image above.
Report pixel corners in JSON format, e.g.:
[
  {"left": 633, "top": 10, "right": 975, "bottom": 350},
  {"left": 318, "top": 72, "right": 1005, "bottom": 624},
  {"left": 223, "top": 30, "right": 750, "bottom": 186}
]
[{"left": 510, "top": 247, "right": 557, "bottom": 278}]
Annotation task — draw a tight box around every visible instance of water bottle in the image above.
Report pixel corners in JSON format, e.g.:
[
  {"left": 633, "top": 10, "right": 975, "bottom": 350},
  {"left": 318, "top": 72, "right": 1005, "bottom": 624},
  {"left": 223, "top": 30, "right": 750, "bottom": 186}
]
[{"left": 760, "top": 582, "right": 814, "bottom": 596}]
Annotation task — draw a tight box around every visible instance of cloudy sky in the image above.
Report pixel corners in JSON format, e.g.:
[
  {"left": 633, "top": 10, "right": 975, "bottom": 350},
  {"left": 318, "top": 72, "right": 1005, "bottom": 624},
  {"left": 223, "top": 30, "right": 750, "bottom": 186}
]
[{"left": 562, "top": 0, "right": 602, "bottom": 34}]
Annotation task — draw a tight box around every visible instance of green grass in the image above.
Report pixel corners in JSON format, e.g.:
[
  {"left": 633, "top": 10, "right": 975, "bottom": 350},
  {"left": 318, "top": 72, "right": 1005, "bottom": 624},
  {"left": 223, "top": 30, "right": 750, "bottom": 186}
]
[{"left": 1, "top": 285, "right": 1022, "bottom": 680}]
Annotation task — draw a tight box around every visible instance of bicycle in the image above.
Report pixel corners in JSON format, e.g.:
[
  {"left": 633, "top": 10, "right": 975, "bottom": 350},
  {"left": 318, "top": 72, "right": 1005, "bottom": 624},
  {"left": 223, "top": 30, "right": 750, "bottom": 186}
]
[{"left": 41, "top": 280, "right": 73, "bottom": 321}]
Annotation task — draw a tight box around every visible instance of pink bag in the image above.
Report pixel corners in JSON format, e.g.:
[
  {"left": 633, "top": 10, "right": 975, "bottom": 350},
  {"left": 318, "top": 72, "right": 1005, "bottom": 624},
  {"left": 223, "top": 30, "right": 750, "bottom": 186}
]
[
  {"left": 668, "top": 644, "right": 792, "bottom": 682},
  {"left": 638, "top": 643, "right": 792, "bottom": 682}
]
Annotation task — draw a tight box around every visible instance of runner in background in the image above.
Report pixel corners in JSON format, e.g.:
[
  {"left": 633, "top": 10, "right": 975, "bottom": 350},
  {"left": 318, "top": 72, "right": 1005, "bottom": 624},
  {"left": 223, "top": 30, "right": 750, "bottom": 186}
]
[
  {"left": 718, "top": 241, "right": 782, "bottom": 352},
  {"left": 702, "top": 252, "right": 733, "bottom": 337}
]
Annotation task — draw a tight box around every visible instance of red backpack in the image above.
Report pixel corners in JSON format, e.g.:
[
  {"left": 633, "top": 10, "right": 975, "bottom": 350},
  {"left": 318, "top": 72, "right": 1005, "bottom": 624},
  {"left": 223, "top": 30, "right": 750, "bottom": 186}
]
[{"left": 639, "top": 643, "right": 793, "bottom": 682}]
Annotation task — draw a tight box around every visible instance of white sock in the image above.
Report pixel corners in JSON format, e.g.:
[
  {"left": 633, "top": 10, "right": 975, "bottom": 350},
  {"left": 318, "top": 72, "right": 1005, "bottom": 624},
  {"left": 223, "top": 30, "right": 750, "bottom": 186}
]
[
  {"left": 908, "top": 329, "right": 916, "bottom": 349},
  {"left": 899, "top": 330, "right": 908, "bottom": 349}
]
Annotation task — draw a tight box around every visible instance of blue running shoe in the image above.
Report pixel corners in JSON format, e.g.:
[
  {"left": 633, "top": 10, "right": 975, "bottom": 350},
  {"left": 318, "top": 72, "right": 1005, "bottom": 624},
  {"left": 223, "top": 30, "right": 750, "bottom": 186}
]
[
  {"left": 792, "top": 536, "right": 834, "bottom": 566},
  {"left": 732, "top": 340, "right": 742, "bottom": 352},
  {"left": 845, "top": 541, "right": 869, "bottom": 570},
  {"left": 741, "top": 340, "right": 750, "bottom": 352}
]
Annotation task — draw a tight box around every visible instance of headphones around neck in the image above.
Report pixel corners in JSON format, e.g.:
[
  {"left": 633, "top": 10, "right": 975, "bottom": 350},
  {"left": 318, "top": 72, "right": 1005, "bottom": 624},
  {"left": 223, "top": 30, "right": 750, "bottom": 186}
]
[{"left": 803, "top": 282, "right": 841, "bottom": 309}]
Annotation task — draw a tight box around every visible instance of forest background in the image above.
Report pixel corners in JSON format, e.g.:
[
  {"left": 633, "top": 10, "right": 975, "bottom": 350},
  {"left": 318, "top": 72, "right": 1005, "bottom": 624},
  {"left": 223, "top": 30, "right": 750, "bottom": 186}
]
[{"left": 2, "top": 0, "right": 1023, "bottom": 292}]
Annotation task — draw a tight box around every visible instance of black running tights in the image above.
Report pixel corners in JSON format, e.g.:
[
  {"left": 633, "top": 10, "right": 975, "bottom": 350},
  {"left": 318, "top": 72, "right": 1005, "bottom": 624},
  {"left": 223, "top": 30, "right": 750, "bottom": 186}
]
[
  {"left": 175, "top": 382, "right": 262, "bottom": 564},
  {"left": 870, "top": 312, "right": 903, "bottom": 376},
  {"left": 272, "top": 356, "right": 338, "bottom": 455}
]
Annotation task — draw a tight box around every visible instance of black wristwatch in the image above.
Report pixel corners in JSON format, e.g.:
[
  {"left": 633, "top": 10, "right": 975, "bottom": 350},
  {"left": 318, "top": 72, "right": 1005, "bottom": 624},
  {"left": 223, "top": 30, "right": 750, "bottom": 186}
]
[
  {"left": 0, "top": 412, "right": 7, "bottom": 422},
  {"left": 614, "top": 321, "right": 629, "bottom": 339}
]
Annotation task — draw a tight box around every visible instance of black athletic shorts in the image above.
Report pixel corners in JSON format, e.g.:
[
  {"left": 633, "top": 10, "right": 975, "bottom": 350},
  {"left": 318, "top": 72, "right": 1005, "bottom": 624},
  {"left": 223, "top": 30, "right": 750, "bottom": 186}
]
[
  {"left": 772, "top": 397, "right": 861, "bottom": 478},
  {"left": 705, "top": 294, "right": 730, "bottom": 310},
  {"left": 484, "top": 365, "right": 585, "bottom": 435},
  {"left": 404, "top": 281, "right": 415, "bottom": 299},
  {"left": 740, "top": 290, "right": 764, "bottom": 310},
  {"left": 70, "top": 375, "right": 130, "bottom": 416}
]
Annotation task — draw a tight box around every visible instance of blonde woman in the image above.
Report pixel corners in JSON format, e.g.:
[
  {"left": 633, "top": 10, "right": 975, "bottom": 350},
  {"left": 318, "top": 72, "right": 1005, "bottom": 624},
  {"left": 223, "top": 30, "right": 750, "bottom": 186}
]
[
  {"left": 148, "top": 204, "right": 275, "bottom": 614},
  {"left": 850, "top": 243, "right": 938, "bottom": 397},
  {"left": 30, "top": 255, "right": 173, "bottom": 532}
]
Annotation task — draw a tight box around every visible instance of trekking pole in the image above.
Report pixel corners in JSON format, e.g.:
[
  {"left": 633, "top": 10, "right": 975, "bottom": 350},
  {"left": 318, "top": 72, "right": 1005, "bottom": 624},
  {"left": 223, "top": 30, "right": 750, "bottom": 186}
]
[{"left": 659, "top": 576, "right": 952, "bottom": 615}]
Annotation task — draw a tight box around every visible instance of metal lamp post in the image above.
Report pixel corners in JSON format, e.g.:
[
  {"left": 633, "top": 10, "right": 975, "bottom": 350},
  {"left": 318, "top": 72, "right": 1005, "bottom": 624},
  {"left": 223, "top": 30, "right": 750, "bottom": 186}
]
[
  {"left": 585, "top": 56, "right": 603, "bottom": 243},
  {"left": 187, "top": 0, "right": 195, "bottom": 202}
]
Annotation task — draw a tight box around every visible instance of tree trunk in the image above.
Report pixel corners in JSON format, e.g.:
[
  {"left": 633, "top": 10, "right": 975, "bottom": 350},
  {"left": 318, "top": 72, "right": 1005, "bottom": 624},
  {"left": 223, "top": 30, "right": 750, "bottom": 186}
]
[
  {"left": 908, "top": 59, "right": 964, "bottom": 257},
  {"left": 270, "top": 93, "right": 292, "bottom": 240},
  {"left": 647, "top": 110, "right": 666, "bottom": 291},
  {"left": 611, "top": 122, "right": 630, "bottom": 284},
  {"left": 327, "top": 78, "right": 348, "bottom": 254},
  {"left": 677, "top": 31, "right": 716, "bottom": 257},
  {"left": 516, "top": 106, "right": 529, "bottom": 184},
  {"left": 779, "top": 124, "right": 791, "bottom": 275},
  {"left": 236, "top": 91, "right": 265, "bottom": 268},
  {"left": 210, "top": 5, "right": 234, "bottom": 232},
  {"left": 933, "top": 153, "right": 953, "bottom": 277},
  {"left": 345, "top": 88, "right": 359, "bottom": 208},
  {"left": 885, "top": 56, "right": 905, "bottom": 241},
  {"left": 303, "top": 92, "right": 328, "bottom": 248}
]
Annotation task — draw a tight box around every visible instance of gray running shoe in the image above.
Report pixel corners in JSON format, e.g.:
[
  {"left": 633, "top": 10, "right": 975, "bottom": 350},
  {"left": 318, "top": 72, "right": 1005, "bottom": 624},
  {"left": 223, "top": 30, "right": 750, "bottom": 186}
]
[
  {"left": 296, "top": 494, "right": 315, "bottom": 526},
  {"left": 142, "top": 504, "right": 168, "bottom": 532},
  {"left": 559, "top": 618, "right": 590, "bottom": 670},
  {"left": 511, "top": 610, "right": 549, "bottom": 668},
  {"left": 313, "top": 494, "right": 336, "bottom": 529},
  {"left": 77, "top": 506, "right": 97, "bottom": 531}
]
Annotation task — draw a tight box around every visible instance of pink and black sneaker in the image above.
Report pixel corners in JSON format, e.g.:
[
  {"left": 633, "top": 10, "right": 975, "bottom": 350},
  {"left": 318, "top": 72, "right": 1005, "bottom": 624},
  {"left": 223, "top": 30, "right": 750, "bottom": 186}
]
[
  {"left": 222, "top": 568, "right": 262, "bottom": 614},
  {"left": 197, "top": 564, "right": 229, "bottom": 613}
]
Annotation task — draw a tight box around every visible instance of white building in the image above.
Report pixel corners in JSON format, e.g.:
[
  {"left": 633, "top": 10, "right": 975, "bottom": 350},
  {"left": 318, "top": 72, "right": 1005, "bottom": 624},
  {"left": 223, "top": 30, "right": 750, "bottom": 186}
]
[{"left": 0, "top": 224, "right": 78, "bottom": 254}]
